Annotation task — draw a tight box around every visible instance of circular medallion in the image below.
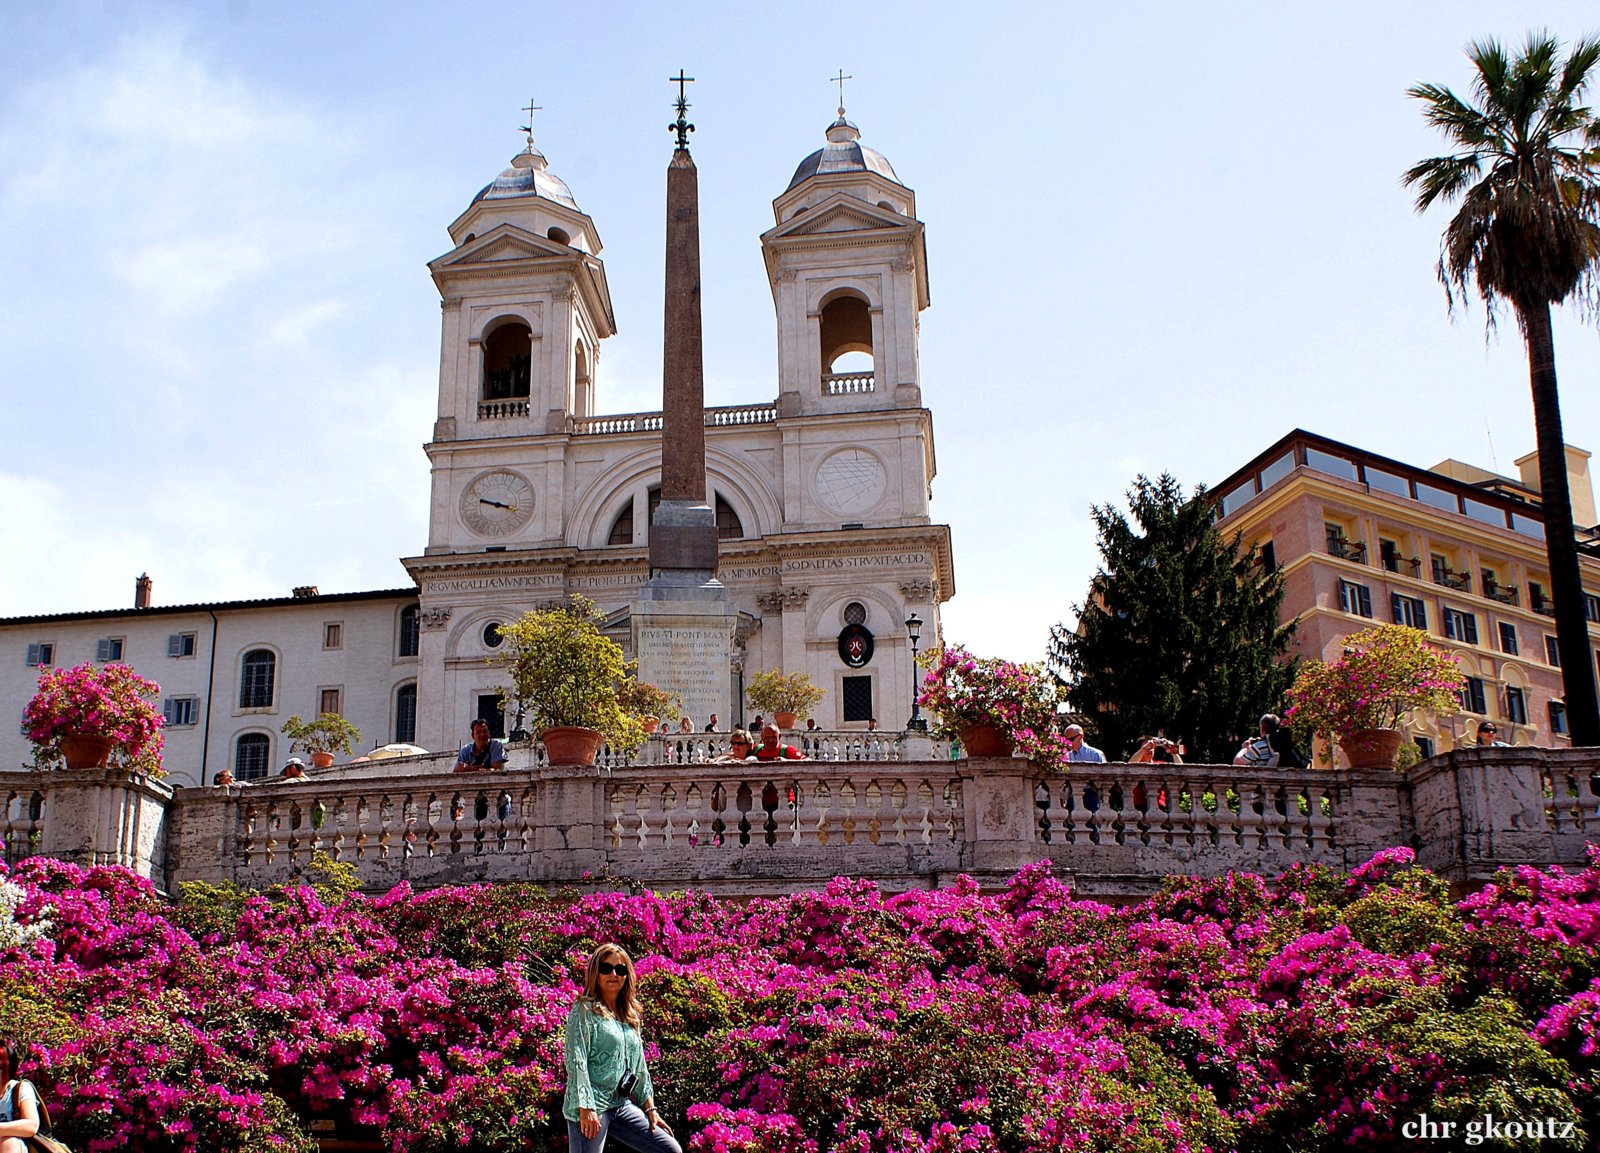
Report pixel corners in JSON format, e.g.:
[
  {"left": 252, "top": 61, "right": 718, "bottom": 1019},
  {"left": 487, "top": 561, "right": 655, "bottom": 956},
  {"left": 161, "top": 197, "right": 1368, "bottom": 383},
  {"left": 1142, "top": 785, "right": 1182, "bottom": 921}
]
[
  {"left": 815, "top": 449, "right": 887, "bottom": 516},
  {"left": 460, "top": 470, "right": 535, "bottom": 537},
  {"left": 839, "top": 624, "right": 874, "bottom": 668}
]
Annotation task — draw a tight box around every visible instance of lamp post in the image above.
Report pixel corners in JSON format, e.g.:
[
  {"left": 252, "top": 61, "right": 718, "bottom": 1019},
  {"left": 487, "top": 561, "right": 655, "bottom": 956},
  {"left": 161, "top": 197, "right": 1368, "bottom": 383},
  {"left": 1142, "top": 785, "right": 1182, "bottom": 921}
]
[{"left": 905, "top": 613, "right": 926, "bottom": 732}]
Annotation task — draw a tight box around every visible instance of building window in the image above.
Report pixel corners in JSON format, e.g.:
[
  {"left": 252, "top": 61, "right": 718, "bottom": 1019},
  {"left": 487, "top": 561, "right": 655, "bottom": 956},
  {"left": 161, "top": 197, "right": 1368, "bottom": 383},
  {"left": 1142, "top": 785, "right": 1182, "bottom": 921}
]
[
  {"left": 1546, "top": 635, "right": 1561, "bottom": 667},
  {"left": 844, "top": 601, "right": 868, "bottom": 626},
  {"left": 168, "top": 632, "right": 197, "bottom": 658},
  {"left": 1391, "top": 594, "right": 1426, "bottom": 630},
  {"left": 483, "top": 623, "right": 504, "bottom": 649},
  {"left": 482, "top": 322, "right": 533, "bottom": 400},
  {"left": 1443, "top": 608, "right": 1478, "bottom": 645},
  {"left": 395, "top": 683, "right": 418, "bottom": 744},
  {"left": 1340, "top": 580, "right": 1373, "bottom": 617},
  {"left": 319, "top": 688, "right": 342, "bottom": 716},
  {"left": 1587, "top": 595, "right": 1600, "bottom": 623},
  {"left": 25, "top": 643, "right": 53, "bottom": 667},
  {"left": 1505, "top": 686, "right": 1528, "bottom": 726},
  {"left": 235, "top": 733, "right": 271, "bottom": 780},
  {"left": 239, "top": 650, "right": 276, "bottom": 709},
  {"left": 1258, "top": 540, "right": 1277, "bottom": 572},
  {"left": 1550, "top": 700, "right": 1568, "bottom": 735},
  {"left": 608, "top": 499, "right": 635, "bottom": 546},
  {"left": 398, "top": 606, "right": 420, "bottom": 658},
  {"left": 1414, "top": 736, "right": 1434, "bottom": 760},
  {"left": 1326, "top": 523, "right": 1364, "bottom": 562},
  {"left": 96, "top": 637, "right": 125, "bottom": 662},
  {"left": 475, "top": 694, "right": 505, "bottom": 738},
  {"left": 841, "top": 675, "right": 874, "bottom": 724},
  {"left": 1499, "top": 622, "right": 1519, "bottom": 656},
  {"left": 163, "top": 697, "right": 199, "bottom": 727},
  {"left": 714, "top": 495, "right": 744, "bottom": 540},
  {"left": 324, "top": 622, "right": 343, "bottom": 650},
  {"left": 1459, "top": 677, "right": 1487, "bottom": 715}
]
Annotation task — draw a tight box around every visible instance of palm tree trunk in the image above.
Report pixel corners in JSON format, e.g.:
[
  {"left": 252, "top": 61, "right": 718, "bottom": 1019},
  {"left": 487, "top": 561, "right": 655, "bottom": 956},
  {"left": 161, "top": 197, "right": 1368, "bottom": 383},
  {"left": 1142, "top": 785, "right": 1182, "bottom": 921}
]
[{"left": 1521, "top": 300, "right": 1600, "bottom": 746}]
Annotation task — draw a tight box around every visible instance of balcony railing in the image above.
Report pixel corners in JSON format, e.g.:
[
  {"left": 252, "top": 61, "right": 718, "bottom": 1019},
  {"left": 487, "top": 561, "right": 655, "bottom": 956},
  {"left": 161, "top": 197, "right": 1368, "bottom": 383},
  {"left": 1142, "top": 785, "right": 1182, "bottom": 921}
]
[
  {"left": 571, "top": 403, "right": 778, "bottom": 436},
  {"left": 1484, "top": 582, "right": 1520, "bottom": 606},
  {"left": 823, "top": 372, "right": 875, "bottom": 396},
  {"left": 477, "top": 399, "right": 531, "bottom": 420},
  {"left": 1533, "top": 596, "right": 1557, "bottom": 617},
  {"left": 1381, "top": 554, "right": 1422, "bottom": 577},
  {"left": 1326, "top": 538, "right": 1366, "bottom": 563},
  {"left": 1434, "top": 568, "right": 1471, "bottom": 592}
]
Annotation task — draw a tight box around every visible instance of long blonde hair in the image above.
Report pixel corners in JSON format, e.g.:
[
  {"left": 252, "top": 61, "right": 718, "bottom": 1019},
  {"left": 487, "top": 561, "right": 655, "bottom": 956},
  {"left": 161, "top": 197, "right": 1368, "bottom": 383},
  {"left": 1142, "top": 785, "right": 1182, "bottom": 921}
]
[{"left": 580, "top": 943, "right": 643, "bottom": 1028}]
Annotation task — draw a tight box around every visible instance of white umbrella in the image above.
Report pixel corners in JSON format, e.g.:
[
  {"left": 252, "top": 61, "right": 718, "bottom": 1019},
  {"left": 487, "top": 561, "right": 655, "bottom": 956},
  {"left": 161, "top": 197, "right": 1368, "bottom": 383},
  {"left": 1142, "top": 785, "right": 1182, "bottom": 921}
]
[{"left": 365, "top": 743, "right": 430, "bottom": 760}]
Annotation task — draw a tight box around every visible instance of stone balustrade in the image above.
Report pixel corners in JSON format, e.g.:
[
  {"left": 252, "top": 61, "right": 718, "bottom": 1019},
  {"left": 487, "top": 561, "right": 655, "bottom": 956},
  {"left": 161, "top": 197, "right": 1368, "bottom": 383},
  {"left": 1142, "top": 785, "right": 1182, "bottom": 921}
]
[
  {"left": 571, "top": 403, "right": 778, "bottom": 437},
  {"left": 476, "top": 399, "right": 532, "bottom": 420},
  {"left": 2, "top": 746, "right": 1594, "bottom": 899},
  {"left": 822, "top": 372, "right": 875, "bottom": 395}
]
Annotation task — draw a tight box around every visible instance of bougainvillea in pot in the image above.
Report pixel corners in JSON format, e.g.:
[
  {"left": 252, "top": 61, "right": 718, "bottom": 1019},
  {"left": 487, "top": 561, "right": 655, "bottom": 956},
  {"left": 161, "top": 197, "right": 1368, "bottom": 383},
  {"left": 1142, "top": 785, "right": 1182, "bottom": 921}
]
[
  {"left": 917, "top": 644, "right": 1068, "bottom": 764},
  {"left": 23, "top": 662, "right": 165, "bottom": 777},
  {"left": 1285, "top": 624, "right": 1465, "bottom": 768}
]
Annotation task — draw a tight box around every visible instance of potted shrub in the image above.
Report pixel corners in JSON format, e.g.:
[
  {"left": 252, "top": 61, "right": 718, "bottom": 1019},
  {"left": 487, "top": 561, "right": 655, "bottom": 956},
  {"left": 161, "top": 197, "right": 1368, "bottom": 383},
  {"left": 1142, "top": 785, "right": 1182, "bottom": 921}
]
[
  {"left": 1285, "top": 624, "right": 1465, "bottom": 769},
  {"left": 617, "top": 680, "right": 681, "bottom": 733},
  {"left": 745, "top": 669, "right": 826, "bottom": 729},
  {"left": 917, "top": 645, "right": 1068, "bottom": 764},
  {"left": 281, "top": 712, "right": 362, "bottom": 768},
  {"left": 23, "top": 662, "right": 166, "bottom": 776},
  {"left": 495, "top": 597, "right": 646, "bottom": 765}
]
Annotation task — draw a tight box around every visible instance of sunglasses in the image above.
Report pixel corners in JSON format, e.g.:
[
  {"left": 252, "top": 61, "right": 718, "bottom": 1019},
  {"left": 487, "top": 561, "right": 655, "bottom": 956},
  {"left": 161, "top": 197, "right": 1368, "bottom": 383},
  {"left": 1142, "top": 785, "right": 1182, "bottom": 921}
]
[
  {"left": 731, "top": 740, "right": 750, "bottom": 747},
  {"left": 597, "top": 961, "right": 629, "bottom": 977}
]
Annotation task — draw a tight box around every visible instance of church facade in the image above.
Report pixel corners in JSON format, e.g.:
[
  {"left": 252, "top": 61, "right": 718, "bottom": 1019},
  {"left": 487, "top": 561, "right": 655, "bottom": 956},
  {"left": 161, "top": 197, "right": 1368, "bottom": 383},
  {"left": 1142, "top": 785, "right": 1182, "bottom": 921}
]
[{"left": 0, "top": 110, "right": 955, "bottom": 786}]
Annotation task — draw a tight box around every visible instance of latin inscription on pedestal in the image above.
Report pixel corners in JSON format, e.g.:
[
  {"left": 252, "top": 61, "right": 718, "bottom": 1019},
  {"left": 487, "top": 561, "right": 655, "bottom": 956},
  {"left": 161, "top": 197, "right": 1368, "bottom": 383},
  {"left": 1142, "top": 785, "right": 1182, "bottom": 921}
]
[{"left": 635, "top": 619, "right": 732, "bottom": 730}]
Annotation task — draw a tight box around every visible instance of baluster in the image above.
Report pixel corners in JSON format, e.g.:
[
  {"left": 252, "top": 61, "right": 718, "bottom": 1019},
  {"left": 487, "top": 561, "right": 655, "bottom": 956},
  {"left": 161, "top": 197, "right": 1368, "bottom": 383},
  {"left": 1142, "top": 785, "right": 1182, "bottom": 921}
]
[
  {"left": 1212, "top": 777, "right": 1237, "bottom": 846},
  {"left": 659, "top": 784, "right": 678, "bottom": 846},
  {"left": 1574, "top": 769, "right": 1600, "bottom": 833},
  {"left": 448, "top": 793, "right": 465, "bottom": 855},
  {"left": 631, "top": 785, "right": 651, "bottom": 849},
  {"left": 863, "top": 780, "right": 883, "bottom": 845},
  {"left": 839, "top": 780, "right": 857, "bottom": 844},
  {"left": 916, "top": 780, "right": 935, "bottom": 845},
  {"left": 735, "top": 780, "right": 754, "bottom": 846},
  {"left": 684, "top": 782, "right": 705, "bottom": 847},
  {"left": 812, "top": 779, "right": 834, "bottom": 845},
  {"left": 242, "top": 801, "right": 261, "bottom": 866},
  {"left": 264, "top": 801, "right": 280, "bottom": 864},
  {"left": 888, "top": 780, "right": 908, "bottom": 844},
  {"left": 1234, "top": 780, "right": 1262, "bottom": 850},
  {"left": 1305, "top": 784, "right": 1333, "bottom": 849}
]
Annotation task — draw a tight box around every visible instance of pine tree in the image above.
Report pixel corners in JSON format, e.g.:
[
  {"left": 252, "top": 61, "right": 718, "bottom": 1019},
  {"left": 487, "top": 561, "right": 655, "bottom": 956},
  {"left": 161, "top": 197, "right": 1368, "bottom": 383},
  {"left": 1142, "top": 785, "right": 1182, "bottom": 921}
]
[{"left": 1048, "top": 474, "right": 1296, "bottom": 763}]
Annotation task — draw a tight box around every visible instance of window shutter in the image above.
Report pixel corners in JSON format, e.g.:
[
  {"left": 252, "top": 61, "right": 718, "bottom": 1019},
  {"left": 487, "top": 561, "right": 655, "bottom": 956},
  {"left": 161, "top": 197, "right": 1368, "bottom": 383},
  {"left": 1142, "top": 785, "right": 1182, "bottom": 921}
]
[
  {"left": 1415, "top": 601, "right": 1427, "bottom": 631},
  {"left": 163, "top": 699, "right": 177, "bottom": 724},
  {"left": 1390, "top": 594, "right": 1403, "bottom": 624},
  {"left": 26, "top": 644, "right": 40, "bottom": 666},
  {"left": 168, "top": 634, "right": 182, "bottom": 657},
  {"left": 1358, "top": 586, "right": 1372, "bottom": 617},
  {"left": 96, "top": 639, "right": 111, "bottom": 661}
]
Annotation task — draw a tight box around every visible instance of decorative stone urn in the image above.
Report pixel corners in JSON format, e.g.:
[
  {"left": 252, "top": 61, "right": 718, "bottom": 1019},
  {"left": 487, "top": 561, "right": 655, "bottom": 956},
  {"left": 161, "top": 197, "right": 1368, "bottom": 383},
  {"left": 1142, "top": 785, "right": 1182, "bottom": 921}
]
[
  {"left": 1339, "top": 727, "right": 1406, "bottom": 770},
  {"left": 541, "top": 726, "right": 606, "bottom": 767}
]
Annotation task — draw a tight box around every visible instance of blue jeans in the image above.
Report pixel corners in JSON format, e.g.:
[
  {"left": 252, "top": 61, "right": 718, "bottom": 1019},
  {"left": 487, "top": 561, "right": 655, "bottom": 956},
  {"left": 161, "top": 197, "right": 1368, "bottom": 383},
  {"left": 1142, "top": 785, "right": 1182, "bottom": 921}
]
[{"left": 568, "top": 1102, "right": 683, "bottom": 1153}]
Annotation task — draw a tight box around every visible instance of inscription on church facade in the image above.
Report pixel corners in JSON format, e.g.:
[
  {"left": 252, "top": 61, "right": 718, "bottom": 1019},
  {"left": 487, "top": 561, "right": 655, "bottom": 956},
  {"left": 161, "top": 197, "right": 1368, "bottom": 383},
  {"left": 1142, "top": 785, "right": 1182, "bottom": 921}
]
[
  {"left": 636, "top": 624, "right": 732, "bottom": 727},
  {"left": 781, "top": 552, "right": 929, "bottom": 573},
  {"left": 430, "top": 574, "right": 564, "bottom": 592}
]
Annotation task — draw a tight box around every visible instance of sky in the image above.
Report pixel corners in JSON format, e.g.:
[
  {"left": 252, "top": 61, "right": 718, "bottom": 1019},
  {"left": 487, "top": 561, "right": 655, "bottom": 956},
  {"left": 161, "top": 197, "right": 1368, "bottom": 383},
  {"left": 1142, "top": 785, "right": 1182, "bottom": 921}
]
[{"left": 2, "top": 1, "right": 1599, "bottom": 665}]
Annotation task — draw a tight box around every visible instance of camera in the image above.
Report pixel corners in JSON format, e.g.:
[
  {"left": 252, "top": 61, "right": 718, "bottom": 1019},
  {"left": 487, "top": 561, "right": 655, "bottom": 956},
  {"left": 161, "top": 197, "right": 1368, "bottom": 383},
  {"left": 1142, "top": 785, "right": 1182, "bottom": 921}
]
[{"left": 615, "top": 1071, "right": 639, "bottom": 1102}]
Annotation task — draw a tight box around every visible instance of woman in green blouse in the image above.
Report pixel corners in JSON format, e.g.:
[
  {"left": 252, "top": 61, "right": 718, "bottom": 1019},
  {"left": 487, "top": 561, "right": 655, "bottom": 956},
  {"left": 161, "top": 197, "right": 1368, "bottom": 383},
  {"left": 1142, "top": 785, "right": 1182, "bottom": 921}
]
[{"left": 563, "top": 944, "right": 680, "bottom": 1153}]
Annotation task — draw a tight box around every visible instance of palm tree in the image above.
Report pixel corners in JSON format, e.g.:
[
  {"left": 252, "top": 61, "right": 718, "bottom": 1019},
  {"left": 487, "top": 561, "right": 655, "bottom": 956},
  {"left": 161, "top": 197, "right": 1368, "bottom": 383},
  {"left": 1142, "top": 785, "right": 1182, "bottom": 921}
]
[{"left": 1405, "top": 32, "right": 1600, "bottom": 746}]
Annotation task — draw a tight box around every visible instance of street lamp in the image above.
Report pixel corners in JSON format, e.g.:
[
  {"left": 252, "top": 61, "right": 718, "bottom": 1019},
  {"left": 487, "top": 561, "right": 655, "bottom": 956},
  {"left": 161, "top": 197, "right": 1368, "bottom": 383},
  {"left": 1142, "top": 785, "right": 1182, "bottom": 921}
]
[{"left": 905, "top": 613, "right": 926, "bottom": 732}]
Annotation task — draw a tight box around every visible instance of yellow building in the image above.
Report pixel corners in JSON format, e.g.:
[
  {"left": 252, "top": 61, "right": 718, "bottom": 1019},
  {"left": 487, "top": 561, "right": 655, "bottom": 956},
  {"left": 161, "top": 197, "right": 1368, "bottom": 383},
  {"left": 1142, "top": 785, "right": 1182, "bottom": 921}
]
[{"left": 1214, "top": 430, "right": 1600, "bottom": 756}]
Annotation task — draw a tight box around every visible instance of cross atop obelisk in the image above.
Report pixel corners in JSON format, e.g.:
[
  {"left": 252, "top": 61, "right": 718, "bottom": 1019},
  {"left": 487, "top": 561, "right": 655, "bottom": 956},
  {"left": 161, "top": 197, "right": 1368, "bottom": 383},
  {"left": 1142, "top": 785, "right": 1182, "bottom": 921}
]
[{"left": 649, "top": 69, "right": 716, "bottom": 576}]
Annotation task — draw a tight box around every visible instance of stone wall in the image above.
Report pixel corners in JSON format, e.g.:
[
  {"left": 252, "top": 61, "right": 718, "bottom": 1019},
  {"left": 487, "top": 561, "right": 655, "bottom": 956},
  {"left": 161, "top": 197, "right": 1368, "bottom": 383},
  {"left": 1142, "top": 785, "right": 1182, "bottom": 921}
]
[{"left": 4, "top": 747, "right": 1596, "bottom": 900}]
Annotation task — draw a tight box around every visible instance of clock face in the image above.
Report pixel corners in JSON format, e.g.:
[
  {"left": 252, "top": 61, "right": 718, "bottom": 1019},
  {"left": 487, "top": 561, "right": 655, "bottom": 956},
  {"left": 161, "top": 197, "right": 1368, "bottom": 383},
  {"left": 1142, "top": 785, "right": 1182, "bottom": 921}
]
[
  {"left": 815, "top": 448, "right": 887, "bottom": 516},
  {"left": 460, "top": 470, "right": 535, "bottom": 538}
]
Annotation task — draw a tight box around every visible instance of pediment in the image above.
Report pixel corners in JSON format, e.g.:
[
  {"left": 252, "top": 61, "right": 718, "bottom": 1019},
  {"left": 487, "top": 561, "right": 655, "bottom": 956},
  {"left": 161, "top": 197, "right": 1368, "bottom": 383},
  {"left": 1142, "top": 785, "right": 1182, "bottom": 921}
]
[
  {"left": 437, "top": 224, "right": 573, "bottom": 268},
  {"left": 768, "top": 196, "right": 913, "bottom": 240}
]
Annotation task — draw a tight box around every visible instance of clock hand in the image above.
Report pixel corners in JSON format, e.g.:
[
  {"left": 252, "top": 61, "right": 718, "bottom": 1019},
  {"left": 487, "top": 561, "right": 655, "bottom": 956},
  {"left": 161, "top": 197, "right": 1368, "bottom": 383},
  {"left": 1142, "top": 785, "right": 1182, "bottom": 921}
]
[{"left": 479, "top": 498, "right": 512, "bottom": 509}]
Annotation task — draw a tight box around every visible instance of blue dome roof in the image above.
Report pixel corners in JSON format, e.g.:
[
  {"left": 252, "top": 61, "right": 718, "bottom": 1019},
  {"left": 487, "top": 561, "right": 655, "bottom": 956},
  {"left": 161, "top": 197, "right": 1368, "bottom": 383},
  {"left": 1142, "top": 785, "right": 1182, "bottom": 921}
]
[
  {"left": 472, "top": 146, "right": 579, "bottom": 210},
  {"left": 787, "top": 117, "right": 902, "bottom": 191}
]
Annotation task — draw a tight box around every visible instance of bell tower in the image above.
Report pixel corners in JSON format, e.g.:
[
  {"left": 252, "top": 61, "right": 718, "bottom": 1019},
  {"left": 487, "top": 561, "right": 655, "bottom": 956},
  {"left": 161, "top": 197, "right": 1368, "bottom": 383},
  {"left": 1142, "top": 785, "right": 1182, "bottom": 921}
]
[{"left": 762, "top": 106, "right": 929, "bottom": 417}]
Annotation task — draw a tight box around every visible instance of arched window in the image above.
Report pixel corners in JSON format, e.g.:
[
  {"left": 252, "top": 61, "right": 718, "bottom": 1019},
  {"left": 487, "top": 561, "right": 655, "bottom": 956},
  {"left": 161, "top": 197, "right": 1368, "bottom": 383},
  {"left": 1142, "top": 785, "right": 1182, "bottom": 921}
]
[
  {"left": 819, "top": 294, "right": 873, "bottom": 376},
  {"left": 239, "top": 650, "right": 275, "bottom": 709},
  {"left": 235, "top": 733, "right": 270, "bottom": 780},
  {"left": 482, "top": 322, "right": 532, "bottom": 400},
  {"left": 715, "top": 495, "right": 743, "bottom": 539},
  {"left": 398, "top": 605, "right": 420, "bottom": 658},
  {"left": 394, "top": 683, "right": 418, "bottom": 744},
  {"left": 608, "top": 499, "right": 634, "bottom": 546}
]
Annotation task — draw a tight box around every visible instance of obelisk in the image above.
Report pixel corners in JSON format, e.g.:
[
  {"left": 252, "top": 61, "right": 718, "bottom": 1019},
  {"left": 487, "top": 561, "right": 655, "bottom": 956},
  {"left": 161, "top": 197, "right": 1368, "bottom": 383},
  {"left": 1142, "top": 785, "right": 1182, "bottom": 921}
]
[{"left": 632, "top": 73, "right": 736, "bottom": 730}]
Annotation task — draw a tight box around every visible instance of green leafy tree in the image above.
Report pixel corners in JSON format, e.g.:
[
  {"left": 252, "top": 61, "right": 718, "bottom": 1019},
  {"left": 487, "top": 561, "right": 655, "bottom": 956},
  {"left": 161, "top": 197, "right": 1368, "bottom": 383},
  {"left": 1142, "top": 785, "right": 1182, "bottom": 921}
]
[
  {"left": 1048, "top": 473, "right": 1295, "bottom": 762},
  {"left": 1405, "top": 31, "right": 1600, "bottom": 744}
]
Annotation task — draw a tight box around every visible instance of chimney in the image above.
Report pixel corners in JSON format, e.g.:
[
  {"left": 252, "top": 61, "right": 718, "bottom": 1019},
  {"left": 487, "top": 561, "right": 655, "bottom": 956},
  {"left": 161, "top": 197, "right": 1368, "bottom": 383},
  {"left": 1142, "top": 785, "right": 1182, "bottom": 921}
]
[
  {"left": 1515, "top": 445, "right": 1597, "bottom": 528},
  {"left": 134, "top": 573, "right": 153, "bottom": 610},
  {"left": 292, "top": 585, "right": 319, "bottom": 599}
]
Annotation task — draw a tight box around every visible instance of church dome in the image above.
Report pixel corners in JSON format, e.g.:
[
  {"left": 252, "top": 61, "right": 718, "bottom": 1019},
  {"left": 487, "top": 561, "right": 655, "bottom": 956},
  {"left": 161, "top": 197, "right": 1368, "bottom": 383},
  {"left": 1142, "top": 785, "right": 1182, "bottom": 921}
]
[
  {"left": 786, "top": 117, "right": 902, "bottom": 191},
  {"left": 473, "top": 145, "right": 580, "bottom": 210}
]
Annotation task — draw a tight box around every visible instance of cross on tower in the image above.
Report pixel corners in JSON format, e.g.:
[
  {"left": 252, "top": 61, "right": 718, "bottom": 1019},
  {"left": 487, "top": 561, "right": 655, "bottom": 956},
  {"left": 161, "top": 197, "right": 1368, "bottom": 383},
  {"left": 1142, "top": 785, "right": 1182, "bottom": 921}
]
[
  {"left": 520, "top": 97, "right": 542, "bottom": 146},
  {"left": 832, "top": 69, "right": 853, "bottom": 116},
  {"left": 669, "top": 70, "right": 695, "bottom": 149}
]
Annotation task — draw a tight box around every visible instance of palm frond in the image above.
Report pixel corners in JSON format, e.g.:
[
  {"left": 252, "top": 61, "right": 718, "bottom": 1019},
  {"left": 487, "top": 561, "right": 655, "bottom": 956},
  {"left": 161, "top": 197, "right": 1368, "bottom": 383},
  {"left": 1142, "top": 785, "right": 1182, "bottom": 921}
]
[{"left": 1402, "top": 154, "right": 1482, "bottom": 210}]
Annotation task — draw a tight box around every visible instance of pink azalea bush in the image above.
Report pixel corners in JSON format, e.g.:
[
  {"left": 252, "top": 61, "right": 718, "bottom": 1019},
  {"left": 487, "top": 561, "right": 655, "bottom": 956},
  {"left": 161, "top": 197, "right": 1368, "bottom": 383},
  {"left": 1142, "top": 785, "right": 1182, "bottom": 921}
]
[
  {"left": 917, "top": 645, "right": 1069, "bottom": 764},
  {"left": 0, "top": 845, "right": 1595, "bottom": 1151},
  {"left": 23, "top": 662, "right": 165, "bottom": 776}
]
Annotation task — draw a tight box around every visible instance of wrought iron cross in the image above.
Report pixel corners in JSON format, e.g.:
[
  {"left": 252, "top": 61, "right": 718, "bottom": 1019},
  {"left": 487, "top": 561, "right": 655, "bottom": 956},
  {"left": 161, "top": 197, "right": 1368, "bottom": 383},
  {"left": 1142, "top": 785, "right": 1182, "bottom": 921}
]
[
  {"left": 520, "top": 97, "right": 542, "bottom": 145},
  {"left": 669, "top": 70, "right": 695, "bottom": 149},
  {"left": 832, "top": 69, "right": 852, "bottom": 115}
]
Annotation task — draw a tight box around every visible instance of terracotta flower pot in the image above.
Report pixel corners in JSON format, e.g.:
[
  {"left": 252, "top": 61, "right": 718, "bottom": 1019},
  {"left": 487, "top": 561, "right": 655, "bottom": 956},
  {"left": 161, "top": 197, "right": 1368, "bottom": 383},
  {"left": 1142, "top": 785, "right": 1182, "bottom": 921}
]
[
  {"left": 774, "top": 710, "right": 799, "bottom": 730},
  {"left": 958, "top": 722, "right": 1015, "bottom": 758},
  {"left": 641, "top": 716, "right": 660, "bottom": 734},
  {"left": 541, "top": 726, "right": 606, "bottom": 766},
  {"left": 310, "top": 751, "right": 336, "bottom": 769},
  {"left": 59, "top": 734, "right": 114, "bottom": 769},
  {"left": 1339, "top": 727, "right": 1406, "bottom": 770}
]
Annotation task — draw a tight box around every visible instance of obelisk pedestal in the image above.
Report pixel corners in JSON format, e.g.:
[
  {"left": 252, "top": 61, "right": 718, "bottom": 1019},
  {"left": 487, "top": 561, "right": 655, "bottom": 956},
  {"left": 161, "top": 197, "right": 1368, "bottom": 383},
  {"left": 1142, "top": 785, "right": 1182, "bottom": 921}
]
[{"left": 632, "top": 80, "right": 736, "bottom": 728}]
